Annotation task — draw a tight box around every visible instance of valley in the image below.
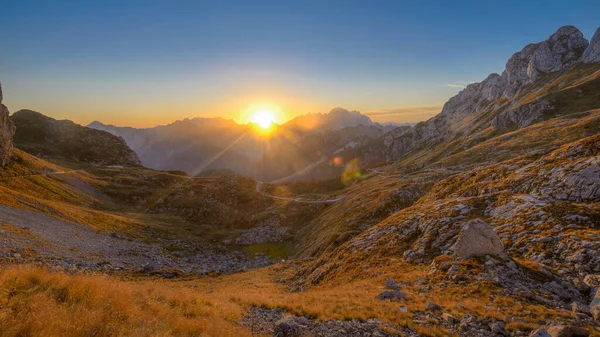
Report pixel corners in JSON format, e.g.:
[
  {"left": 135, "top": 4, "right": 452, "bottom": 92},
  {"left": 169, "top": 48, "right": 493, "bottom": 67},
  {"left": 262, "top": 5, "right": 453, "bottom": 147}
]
[{"left": 0, "top": 24, "right": 599, "bottom": 337}]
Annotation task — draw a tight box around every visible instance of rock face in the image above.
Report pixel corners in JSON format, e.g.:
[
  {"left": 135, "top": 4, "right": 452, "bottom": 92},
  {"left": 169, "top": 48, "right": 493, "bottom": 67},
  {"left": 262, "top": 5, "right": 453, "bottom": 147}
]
[
  {"left": 452, "top": 219, "right": 504, "bottom": 259},
  {"left": 491, "top": 101, "right": 554, "bottom": 132},
  {"left": 0, "top": 81, "right": 16, "bottom": 167},
  {"left": 374, "top": 26, "right": 596, "bottom": 163},
  {"left": 582, "top": 27, "right": 600, "bottom": 63},
  {"left": 504, "top": 26, "right": 588, "bottom": 98}
]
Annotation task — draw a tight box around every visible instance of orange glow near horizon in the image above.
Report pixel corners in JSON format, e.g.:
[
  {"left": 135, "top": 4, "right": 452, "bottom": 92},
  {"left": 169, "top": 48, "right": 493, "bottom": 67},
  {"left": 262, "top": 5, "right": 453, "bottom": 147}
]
[
  {"left": 251, "top": 111, "right": 276, "bottom": 128},
  {"left": 250, "top": 110, "right": 277, "bottom": 135}
]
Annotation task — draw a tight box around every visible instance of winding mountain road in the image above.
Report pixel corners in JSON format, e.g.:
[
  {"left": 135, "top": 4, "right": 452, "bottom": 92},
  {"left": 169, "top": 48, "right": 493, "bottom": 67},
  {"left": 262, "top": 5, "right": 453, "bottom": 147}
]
[{"left": 255, "top": 181, "right": 346, "bottom": 204}]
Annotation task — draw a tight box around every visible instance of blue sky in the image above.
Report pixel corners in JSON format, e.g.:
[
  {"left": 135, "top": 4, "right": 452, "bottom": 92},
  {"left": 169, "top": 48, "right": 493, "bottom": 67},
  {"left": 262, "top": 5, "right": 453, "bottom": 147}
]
[{"left": 1, "top": 0, "right": 599, "bottom": 126}]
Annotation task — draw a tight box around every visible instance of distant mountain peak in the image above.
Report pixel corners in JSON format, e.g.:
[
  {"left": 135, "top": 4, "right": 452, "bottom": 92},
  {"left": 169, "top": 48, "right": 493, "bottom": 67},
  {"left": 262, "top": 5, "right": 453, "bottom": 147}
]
[{"left": 284, "top": 107, "right": 374, "bottom": 132}]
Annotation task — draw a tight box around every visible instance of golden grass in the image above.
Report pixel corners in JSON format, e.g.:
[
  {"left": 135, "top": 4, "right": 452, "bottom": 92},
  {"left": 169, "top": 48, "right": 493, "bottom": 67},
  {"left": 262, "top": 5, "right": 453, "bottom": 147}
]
[
  {"left": 0, "top": 266, "right": 250, "bottom": 337},
  {"left": 1, "top": 259, "right": 584, "bottom": 337}
]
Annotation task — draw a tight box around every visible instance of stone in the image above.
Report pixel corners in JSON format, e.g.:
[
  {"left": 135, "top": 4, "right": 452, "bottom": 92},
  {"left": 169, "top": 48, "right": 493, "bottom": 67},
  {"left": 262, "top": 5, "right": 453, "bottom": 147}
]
[
  {"left": 425, "top": 301, "right": 443, "bottom": 312},
  {"left": 385, "top": 278, "right": 400, "bottom": 290},
  {"left": 582, "top": 27, "right": 600, "bottom": 63},
  {"left": 591, "top": 288, "right": 600, "bottom": 308},
  {"left": 0, "top": 81, "right": 16, "bottom": 167},
  {"left": 583, "top": 274, "right": 600, "bottom": 288},
  {"left": 571, "top": 301, "right": 589, "bottom": 314},
  {"left": 274, "top": 317, "right": 301, "bottom": 337},
  {"left": 441, "top": 312, "right": 458, "bottom": 324},
  {"left": 452, "top": 219, "right": 504, "bottom": 259},
  {"left": 591, "top": 306, "right": 600, "bottom": 321},
  {"left": 530, "top": 328, "right": 552, "bottom": 337},
  {"left": 490, "top": 321, "right": 506, "bottom": 335},
  {"left": 376, "top": 291, "right": 407, "bottom": 301},
  {"left": 543, "top": 325, "right": 589, "bottom": 337},
  {"left": 504, "top": 26, "right": 588, "bottom": 97}
]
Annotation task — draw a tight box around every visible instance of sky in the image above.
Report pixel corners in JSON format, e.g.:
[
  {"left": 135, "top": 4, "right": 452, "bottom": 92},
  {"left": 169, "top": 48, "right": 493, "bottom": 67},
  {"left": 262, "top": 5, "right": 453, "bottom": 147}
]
[{"left": 1, "top": 0, "right": 599, "bottom": 127}]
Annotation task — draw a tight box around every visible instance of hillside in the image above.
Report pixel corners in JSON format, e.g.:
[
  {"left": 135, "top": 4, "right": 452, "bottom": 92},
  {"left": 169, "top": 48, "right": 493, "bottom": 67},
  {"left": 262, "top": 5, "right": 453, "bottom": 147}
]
[{"left": 11, "top": 110, "right": 141, "bottom": 167}]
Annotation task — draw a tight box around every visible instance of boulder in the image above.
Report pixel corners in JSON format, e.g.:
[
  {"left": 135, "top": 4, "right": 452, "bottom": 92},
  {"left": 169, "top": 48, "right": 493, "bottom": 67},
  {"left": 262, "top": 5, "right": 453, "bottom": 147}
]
[
  {"left": 385, "top": 278, "right": 400, "bottom": 290},
  {"left": 274, "top": 317, "right": 302, "bottom": 337},
  {"left": 591, "top": 288, "right": 600, "bottom": 308},
  {"left": 530, "top": 328, "right": 552, "bottom": 337},
  {"left": 543, "top": 325, "right": 589, "bottom": 337},
  {"left": 583, "top": 274, "right": 600, "bottom": 288},
  {"left": 591, "top": 306, "right": 600, "bottom": 321},
  {"left": 452, "top": 219, "right": 504, "bottom": 259},
  {"left": 571, "top": 301, "right": 589, "bottom": 314},
  {"left": 376, "top": 291, "right": 407, "bottom": 301},
  {"left": 441, "top": 312, "right": 458, "bottom": 324},
  {"left": 0, "top": 81, "right": 16, "bottom": 167},
  {"left": 425, "top": 301, "right": 444, "bottom": 312}
]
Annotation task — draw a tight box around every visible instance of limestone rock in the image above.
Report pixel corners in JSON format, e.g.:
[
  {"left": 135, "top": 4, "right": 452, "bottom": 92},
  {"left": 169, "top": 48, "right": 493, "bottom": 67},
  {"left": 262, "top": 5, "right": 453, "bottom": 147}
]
[
  {"left": 385, "top": 278, "right": 400, "bottom": 290},
  {"left": 376, "top": 291, "right": 407, "bottom": 301},
  {"left": 378, "top": 26, "right": 595, "bottom": 164},
  {"left": 0, "top": 81, "right": 16, "bottom": 167},
  {"left": 592, "top": 306, "right": 600, "bottom": 321},
  {"left": 530, "top": 328, "right": 552, "bottom": 337},
  {"left": 452, "top": 219, "right": 504, "bottom": 259},
  {"left": 274, "top": 317, "right": 302, "bottom": 337},
  {"left": 505, "top": 26, "right": 588, "bottom": 97},
  {"left": 543, "top": 325, "right": 589, "bottom": 337},
  {"left": 583, "top": 274, "right": 600, "bottom": 288},
  {"left": 491, "top": 101, "right": 554, "bottom": 132},
  {"left": 582, "top": 27, "right": 600, "bottom": 63},
  {"left": 591, "top": 288, "right": 600, "bottom": 308}
]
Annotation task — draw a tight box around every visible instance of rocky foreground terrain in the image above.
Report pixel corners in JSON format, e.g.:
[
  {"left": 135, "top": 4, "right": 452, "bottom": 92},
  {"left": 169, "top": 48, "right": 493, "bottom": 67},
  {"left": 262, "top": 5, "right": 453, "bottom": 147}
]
[{"left": 0, "top": 25, "right": 599, "bottom": 337}]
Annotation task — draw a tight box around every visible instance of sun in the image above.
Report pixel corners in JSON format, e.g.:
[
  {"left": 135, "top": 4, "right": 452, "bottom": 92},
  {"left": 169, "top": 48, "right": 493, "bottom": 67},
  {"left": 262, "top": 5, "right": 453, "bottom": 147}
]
[{"left": 251, "top": 111, "right": 276, "bottom": 130}]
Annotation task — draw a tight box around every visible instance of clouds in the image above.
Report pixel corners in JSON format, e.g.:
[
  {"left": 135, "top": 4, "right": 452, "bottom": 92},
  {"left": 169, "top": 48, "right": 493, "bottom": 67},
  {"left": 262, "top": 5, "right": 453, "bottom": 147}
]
[
  {"left": 444, "top": 83, "right": 468, "bottom": 89},
  {"left": 364, "top": 105, "right": 441, "bottom": 123},
  {"left": 443, "top": 80, "right": 476, "bottom": 89}
]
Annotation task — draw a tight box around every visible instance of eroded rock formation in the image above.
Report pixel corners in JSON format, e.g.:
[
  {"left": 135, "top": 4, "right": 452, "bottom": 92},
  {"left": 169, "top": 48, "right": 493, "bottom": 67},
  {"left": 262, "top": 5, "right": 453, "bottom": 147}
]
[{"left": 0, "top": 81, "right": 16, "bottom": 167}]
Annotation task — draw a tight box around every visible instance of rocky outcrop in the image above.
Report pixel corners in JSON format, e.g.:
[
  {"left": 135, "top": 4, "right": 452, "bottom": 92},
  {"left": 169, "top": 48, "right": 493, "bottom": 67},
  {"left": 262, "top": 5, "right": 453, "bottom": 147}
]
[
  {"left": 581, "top": 27, "right": 600, "bottom": 63},
  {"left": 375, "top": 26, "right": 597, "bottom": 164},
  {"left": 504, "top": 26, "right": 588, "bottom": 98},
  {"left": 452, "top": 219, "right": 505, "bottom": 259},
  {"left": 0, "top": 81, "right": 16, "bottom": 167},
  {"left": 491, "top": 101, "right": 554, "bottom": 132}
]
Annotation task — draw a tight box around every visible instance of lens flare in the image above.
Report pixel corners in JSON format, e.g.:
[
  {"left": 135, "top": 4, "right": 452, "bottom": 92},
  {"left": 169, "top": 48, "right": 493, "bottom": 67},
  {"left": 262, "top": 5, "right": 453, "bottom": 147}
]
[{"left": 251, "top": 111, "right": 275, "bottom": 129}]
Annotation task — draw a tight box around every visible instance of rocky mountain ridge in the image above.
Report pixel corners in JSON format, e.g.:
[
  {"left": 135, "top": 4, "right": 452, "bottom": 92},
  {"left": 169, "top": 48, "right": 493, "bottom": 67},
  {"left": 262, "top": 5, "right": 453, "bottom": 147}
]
[
  {"left": 363, "top": 26, "right": 600, "bottom": 166},
  {"left": 11, "top": 110, "right": 141, "bottom": 166},
  {"left": 88, "top": 108, "right": 387, "bottom": 180}
]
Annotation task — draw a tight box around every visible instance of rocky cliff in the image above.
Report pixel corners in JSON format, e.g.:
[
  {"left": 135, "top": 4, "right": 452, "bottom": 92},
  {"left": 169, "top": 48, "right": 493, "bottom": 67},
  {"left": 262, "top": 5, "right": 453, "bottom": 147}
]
[
  {"left": 376, "top": 25, "right": 600, "bottom": 164},
  {"left": 582, "top": 27, "right": 600, "bottom": 63},
  {"left": 0, "top": 81, "right": 16, "bottom": 167}
]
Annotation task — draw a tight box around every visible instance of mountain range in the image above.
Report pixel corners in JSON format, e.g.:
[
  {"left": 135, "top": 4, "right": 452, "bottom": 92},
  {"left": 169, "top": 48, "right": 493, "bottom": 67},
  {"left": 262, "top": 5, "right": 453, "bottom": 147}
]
[{"left": 88, "top": 107, "right": 392, "bottom": 180}]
